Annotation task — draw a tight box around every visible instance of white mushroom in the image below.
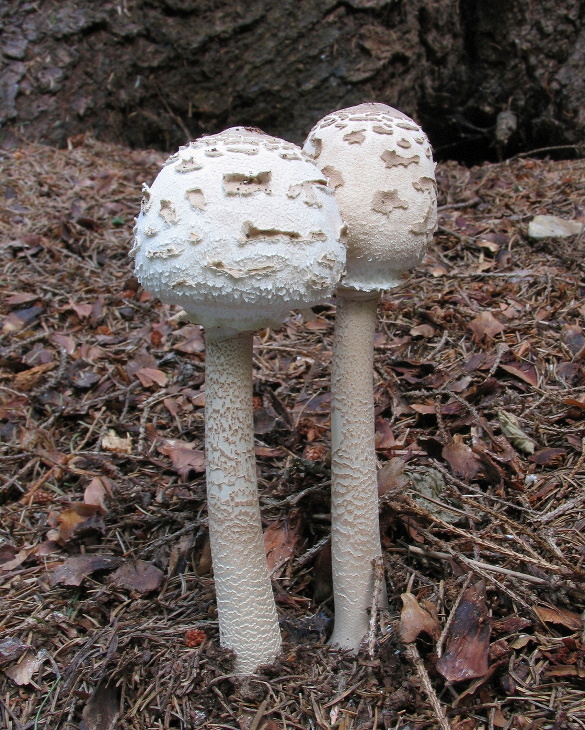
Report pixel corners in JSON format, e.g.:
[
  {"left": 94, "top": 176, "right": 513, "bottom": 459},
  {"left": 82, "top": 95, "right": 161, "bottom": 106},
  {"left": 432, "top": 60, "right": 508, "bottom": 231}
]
[
  {"left": 132, "top": 127, "right": 346, "bottom": 673},
  {"left": 304, "top": 103, "right": 437, "bottom": 651}
]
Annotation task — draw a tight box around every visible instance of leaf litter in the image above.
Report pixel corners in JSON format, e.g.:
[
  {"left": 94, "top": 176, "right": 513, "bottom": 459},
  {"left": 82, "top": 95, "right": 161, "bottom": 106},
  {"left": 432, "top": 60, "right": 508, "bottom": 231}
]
[{"left": 0, "top": 138, "right": 585, "bottom": 728}]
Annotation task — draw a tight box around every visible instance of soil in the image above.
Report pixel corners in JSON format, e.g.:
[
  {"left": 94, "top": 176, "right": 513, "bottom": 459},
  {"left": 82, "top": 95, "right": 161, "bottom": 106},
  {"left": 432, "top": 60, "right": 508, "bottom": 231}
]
[
  {"left": 0, "top": 138, "right": 585, "bottom": 729},
  {"left": 1, "top": 0, "right": 584, "bottom": 163}
]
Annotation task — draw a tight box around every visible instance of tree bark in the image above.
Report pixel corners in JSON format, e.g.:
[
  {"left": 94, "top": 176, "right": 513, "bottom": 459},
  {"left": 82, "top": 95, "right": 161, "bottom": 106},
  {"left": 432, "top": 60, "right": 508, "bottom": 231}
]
[
  {"left": 1, "top": 1, "right": 583, "bottom": 161},
  {"left": 0, "top": 0, "right": 585, "bottom": 161}
]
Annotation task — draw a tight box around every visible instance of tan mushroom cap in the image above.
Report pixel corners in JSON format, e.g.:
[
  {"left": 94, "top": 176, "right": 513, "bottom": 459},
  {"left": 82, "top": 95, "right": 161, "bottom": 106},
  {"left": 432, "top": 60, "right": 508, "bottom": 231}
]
[
  {"left": 131, "top": 127, "right": 346, "bottom": 334},
  {"left": 303, "top": 103, "right": 437, "bottom": 292}
]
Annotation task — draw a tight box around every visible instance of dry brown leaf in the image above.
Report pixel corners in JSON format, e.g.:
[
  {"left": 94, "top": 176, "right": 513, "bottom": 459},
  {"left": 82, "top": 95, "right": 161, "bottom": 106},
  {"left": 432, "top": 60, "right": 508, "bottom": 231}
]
[
  {"left": 168, "top": 534, "right": 195, "bottom": 576},
  {"left": 499, "top": 360, "right": 538, "bottom": 386},
  {"left": 492, "top": 616, "right": 532, "bottom": 635},
  {"left": 561, "top": 324, "right": 585, "bottom": 355},
  {"left": 375, "top": 417, "right": 399, "bottom": 450},
  {"left": 431, "top": 263, "right": 449, "bottom": 277},
  {"left": 173, "top": 325, "right": 205, "bottom": 354},
  {"left": 163, "top": 397, "right": 180, "bottom": 417},
  {"left": 546, "top": 665, "right": 585, "bottom": 678},
  {"left": 377, "top": 457, "right": 409, "bottom": 497},
  {"left": 1, "top": 305, "right": 44, "bottom": 334},
  {"left": 4, "top": 650, "right": 41, "bottom": 686},
  {"left": 436, "top": 581, "right": 491, "bottom": 682},
  {"left": 309, "top": 539, "right": 332, "bottom": 604},
  {"left": 293, "top": 392, "right": 331, "bottom": 417},
  {"left": 50, "top": 555, "right": 121, "bottom": 586},
  {"left": 509, "top": 634, "right": 534, "bottom": 650},
  {"left": 563, "top": 396, "right": 585, "bottom": 410},
  {"left": 534, "top": 605, "right": 582, "bottom": 631},
  {"left": 488, "top": 637, "right": 510, "bottom": 662},
  {"left": 499, "top": 301, "right": 522, "bottom": 319},
  {"left": 80, "top": 681, "right": 120, "bottom": 730},
  {"left": 4, "top": 292, "right": 39, "bottom": 306},
  {"left": 491, "top": 707, "right": 509, "bottom": 728},
  {"left": 475, "top": 258, "right": 495, "bottom": 273},
  {"left": 37, "top": 538, "right": 61, "bottom": 556},
  {"left": 442, "top": 434, "right": 482, "bottom": 481},
  {"left": 528, "top": 448, "right": 567, "bottom": 466},
  {"left": 255, "top": 445, "right": 286, "bottom": 458},
  {"left": 399, "top": 592, "right": 440, "bottom": 643},
  {"left": 125, "top": 351, "right": 158, "bottom": 378},
  {"left": 84, "top": 476, "right": 114, "bottom": 511},
  {"left": 190, "top": 390, "right": 205, "bottom": 407},
  {"left": 450, "top": 719, "right": 478, "bottom": 730},
  {"left": 477, "top": 238, "right": 500, "bottom": 254},
  {"left": 56, "top": 503, "right": 106, "bottom": 543},
  {"left": 304, "top": 318, "right": 329, "bottom": 331},
  {"left": 253, "top": 403, "right": 279, "bottom": 435},
  {"left": 0, "top": 637, "right": 29, "bottom": 668},
  {"left": 468, "top": 311, "right": 506, "bottom": 341},
  {"left": 410, "top": 323, "right": 436, "bottom": 338},
  {"left": 0, "top": 545, "right": 37, "bottom": 572},
  {"left": 12, "top": 361, "right": 56, "bottom": 391},
  {"left": 50, "top": 332, "right": 76, "bottom": 354},
  {"left": 110, "top": 560, "right": 164, "bottom": 593},
  {"left": 56, "top": 509, "right": 86, "bottom": 541},
  {"left": 410, "top": 401, "right": 464, "bottom": 416},
  {"left": 449, "top": 375, "right": 473, "bottom": 393},
  {"left": 157, "top": 438, "right": 205, "bottom": 479},
  {"left": 197, "top": 536, "right": 212, "bottom": 576},
  {"left": 264, "top": 514, "right": 301, "bottom": 578},
  {"left": 78, "top": 343, "right": 107, "bottom": 363},
  {"left": 135, "top": 366, "right": 168, "bottom": 388},
  {"left": 68, "top": 299, "right": 93, "bottom": 320},
  {"left": 0, "top": 545, "right": 18, "bottom": 566}
]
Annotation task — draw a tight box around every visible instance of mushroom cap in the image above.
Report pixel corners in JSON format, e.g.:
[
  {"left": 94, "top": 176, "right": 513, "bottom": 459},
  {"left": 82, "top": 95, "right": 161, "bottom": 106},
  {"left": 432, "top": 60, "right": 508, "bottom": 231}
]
[
  {"left": 131, "top": 127, "right": 346, "bottom": 333},
  {"left": 303, "top": 103, "right": 437, "bottom": 292}
]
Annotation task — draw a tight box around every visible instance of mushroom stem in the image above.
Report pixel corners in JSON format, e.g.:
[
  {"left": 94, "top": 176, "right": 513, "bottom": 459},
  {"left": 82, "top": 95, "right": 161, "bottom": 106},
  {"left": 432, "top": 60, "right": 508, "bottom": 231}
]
[
  {"left": 330, "top": 290, "right": 384, "bottom": 651},
  {"left": 204, "top": 329, "right": 281, "bottom": 673}
]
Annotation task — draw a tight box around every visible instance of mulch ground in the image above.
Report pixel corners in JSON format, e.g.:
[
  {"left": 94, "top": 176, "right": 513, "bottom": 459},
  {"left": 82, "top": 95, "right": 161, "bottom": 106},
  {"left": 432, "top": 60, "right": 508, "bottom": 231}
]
[{"left": 0, "top": 136, "right": 584, "bottom": 730}]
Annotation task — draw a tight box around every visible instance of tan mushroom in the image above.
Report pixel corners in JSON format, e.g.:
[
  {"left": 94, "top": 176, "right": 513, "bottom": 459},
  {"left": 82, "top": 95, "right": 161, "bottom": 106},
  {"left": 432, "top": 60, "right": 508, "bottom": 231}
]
[
  {"left": 132, "top": 127, "right": 346, "bottom": 673},
  {"left": 304, "top": 104, "right": 437, "bottom": 651}
]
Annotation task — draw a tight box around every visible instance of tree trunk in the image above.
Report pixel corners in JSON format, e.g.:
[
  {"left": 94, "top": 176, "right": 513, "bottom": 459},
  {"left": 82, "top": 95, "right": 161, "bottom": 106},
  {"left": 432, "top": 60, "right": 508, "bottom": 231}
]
[{"left": 1, "top": 0, "right": 582, "bottom": 161}]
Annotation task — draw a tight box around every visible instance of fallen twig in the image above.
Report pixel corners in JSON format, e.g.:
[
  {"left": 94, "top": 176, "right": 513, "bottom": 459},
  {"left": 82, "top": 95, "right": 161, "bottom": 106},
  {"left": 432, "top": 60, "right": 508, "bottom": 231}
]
[{"left": 404, "top": 643, "right": 451, "bottom": 730}]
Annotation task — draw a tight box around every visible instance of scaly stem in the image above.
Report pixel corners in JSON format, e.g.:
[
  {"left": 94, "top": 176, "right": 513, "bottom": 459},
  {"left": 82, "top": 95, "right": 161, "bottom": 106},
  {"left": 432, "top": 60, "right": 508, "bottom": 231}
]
[
  {"left": 330, "top": 291, "right": 383, "bottom": 651},
  {"left": 205, "top": 330, "right": 281, "bottom": 673}
]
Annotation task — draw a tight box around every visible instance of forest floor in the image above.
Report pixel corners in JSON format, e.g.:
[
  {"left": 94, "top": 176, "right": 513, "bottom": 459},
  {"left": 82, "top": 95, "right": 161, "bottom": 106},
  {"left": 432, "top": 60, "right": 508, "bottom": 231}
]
[{"left": 0, "top": 137, "right": 584, "bottom": 730}]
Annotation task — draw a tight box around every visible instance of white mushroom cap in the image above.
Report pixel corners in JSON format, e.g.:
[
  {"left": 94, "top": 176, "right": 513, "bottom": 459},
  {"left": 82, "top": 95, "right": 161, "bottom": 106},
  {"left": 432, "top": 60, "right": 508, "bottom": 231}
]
[
  {"left": 131, "top": 127, "right": 346, "bottom": 334},
  {"left": 303, "top": 103, "right": 437, "bottom": 292}
]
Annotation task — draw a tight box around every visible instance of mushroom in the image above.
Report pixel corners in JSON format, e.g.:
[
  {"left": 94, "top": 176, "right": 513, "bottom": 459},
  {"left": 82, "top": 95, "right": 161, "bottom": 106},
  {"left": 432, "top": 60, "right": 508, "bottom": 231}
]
[
  {"left": 131, "top": 127, "right": 345, "bottom": 673},
  {"left": 303, "top": 103, "right": 437, "bottom": 651}
]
